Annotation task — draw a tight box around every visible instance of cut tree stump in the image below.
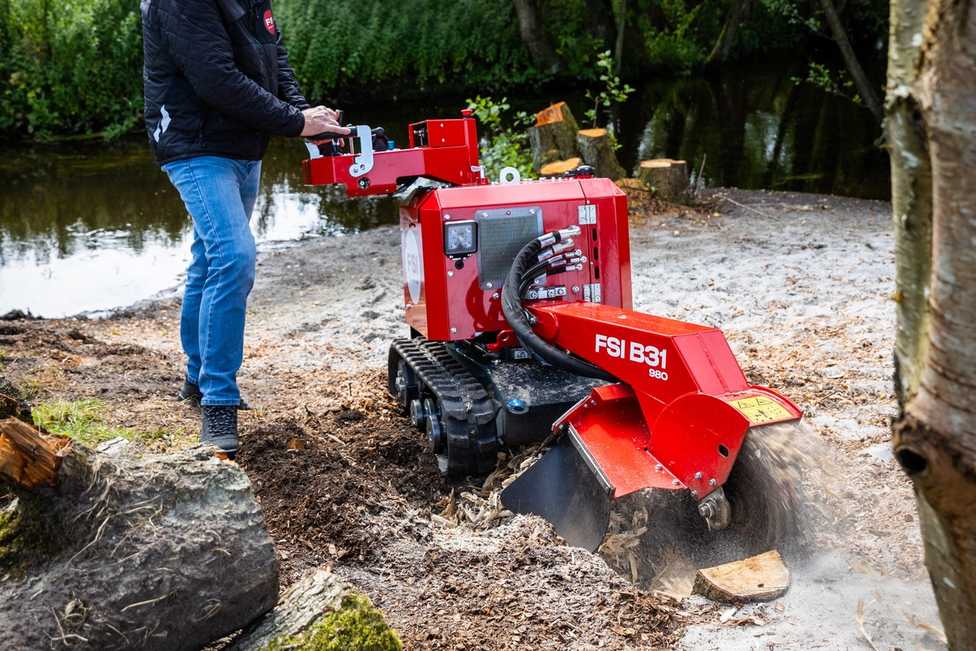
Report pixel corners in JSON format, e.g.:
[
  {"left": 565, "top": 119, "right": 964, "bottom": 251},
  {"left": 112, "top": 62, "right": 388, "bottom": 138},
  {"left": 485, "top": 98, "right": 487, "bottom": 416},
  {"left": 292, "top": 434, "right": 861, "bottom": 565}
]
[
  {"left": 0, "top": 418, "right": 279, "bottom": 651},
  {"left": 637, "top": 159, "right": 690, "bottom": 202},
  {"left": 539, "top": 157, "right": 583, "bottom": 177},
  {"left": 577, "top": 128, "right": 625, "bottom": 180},
  {"left": 231, "top": 568, "right": 401, "bottom": 650},
  {"left": 528, "top": 102, "right": 580, "bottom": 172},
  {"left": 693, "top": 550, "right": 790, "bottom": 603}
]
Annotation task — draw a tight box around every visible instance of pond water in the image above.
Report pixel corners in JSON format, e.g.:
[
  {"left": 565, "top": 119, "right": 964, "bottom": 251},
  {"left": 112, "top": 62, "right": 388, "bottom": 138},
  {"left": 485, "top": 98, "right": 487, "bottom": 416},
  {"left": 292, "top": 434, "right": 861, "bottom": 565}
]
[{"left": 0, "top": 64, "right": 888, "bottom": 318}]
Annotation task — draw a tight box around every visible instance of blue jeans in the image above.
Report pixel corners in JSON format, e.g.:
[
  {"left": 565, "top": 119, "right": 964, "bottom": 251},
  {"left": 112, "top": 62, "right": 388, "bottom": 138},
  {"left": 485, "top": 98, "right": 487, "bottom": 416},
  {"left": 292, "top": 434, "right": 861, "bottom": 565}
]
[{"left": 162, "top": 156, "right": 261, "bottom": 406}]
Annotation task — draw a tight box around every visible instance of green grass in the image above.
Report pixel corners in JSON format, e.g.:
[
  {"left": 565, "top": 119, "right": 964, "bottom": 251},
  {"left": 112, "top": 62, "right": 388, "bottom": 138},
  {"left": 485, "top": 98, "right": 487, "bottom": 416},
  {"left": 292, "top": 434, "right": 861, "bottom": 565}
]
[{"left": 32, "top": 399, "right": 164, "bottom": 447}]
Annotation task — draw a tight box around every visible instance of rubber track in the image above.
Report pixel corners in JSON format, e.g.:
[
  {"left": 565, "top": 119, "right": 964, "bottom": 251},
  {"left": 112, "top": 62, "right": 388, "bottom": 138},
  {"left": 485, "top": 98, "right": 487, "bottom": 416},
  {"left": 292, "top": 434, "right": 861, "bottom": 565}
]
[{"left": 390, "top": 338, "right": 499, "bottom": 476}]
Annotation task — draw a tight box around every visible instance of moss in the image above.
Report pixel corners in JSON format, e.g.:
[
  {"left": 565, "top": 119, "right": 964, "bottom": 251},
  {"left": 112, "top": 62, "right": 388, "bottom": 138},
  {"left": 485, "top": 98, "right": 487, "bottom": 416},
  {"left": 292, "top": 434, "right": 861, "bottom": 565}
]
[
  {"left": 264, "top": 594, "right": 402, "bottom": 651},
  {"left": 32, "top": 399, "right": 164, "bottom": 447},
  {"left": 0, "top": 495, "right": 61, "bottom": 577}
]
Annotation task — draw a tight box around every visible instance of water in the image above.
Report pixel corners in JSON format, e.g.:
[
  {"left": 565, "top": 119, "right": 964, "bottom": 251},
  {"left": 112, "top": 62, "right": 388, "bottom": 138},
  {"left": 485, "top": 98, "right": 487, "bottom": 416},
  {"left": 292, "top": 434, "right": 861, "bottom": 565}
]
[{"left": 0, "top": 65, "right": 888, "bottom": 318}]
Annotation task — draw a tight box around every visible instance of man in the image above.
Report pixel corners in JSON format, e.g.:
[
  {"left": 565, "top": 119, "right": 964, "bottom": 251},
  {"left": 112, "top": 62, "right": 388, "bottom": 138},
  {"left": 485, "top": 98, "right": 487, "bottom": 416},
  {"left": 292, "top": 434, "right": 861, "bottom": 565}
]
[{"left": 141, "top": 0, "right": 347, "bottom": 459}]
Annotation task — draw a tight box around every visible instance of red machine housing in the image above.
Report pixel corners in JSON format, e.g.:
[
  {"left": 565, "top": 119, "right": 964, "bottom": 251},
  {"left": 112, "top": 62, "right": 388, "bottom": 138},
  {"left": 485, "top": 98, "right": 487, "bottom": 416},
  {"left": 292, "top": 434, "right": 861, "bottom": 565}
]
[{"left": 400, "top": 177, "right": 631, "bottom": 342}]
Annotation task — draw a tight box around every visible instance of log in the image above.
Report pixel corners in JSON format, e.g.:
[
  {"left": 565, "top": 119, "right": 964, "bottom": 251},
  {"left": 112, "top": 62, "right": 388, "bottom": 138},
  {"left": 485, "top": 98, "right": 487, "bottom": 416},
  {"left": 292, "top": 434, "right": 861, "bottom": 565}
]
[
  {"left": 0, "top": 417, "right": 70, "bottom": 489},
  {"left": 539, "top": 157, "right": 583, "bottom": 177},
  {"left": 693, "top": 550, "right": 790, "bottom": 603},
  {"left": 231, "top": 568, "right": 401, "bottom": 650},
  {"left": 577, "top": 128, "right": 626, "bottom": 180},
  {"left": 637, "top": 159, "right": 690, "bottom": 203},
  {"left": 528, "top": 102, "right": 580, "bottom": 172},
  {"left": 0, "top": 420, "right": 279, "bottom": 651}
]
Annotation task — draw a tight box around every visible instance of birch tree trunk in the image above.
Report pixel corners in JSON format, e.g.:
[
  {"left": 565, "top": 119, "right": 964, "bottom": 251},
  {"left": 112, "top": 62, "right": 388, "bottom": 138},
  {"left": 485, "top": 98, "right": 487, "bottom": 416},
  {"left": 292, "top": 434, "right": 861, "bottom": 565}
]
[{"left": 887, "top": 1, "right": 976, "bottom": 648}]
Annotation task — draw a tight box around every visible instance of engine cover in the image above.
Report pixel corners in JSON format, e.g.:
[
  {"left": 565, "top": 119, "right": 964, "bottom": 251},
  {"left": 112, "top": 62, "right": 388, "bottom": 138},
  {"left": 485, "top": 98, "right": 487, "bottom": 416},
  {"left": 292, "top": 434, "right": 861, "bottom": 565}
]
[{"left": 400, "top": 177, "right": 632, "bottom": 341}]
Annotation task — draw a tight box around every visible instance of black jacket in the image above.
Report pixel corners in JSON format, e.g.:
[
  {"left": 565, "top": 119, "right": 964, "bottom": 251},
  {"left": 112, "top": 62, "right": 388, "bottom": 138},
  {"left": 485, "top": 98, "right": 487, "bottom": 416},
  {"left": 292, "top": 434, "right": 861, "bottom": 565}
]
[{"left": 141, "top": 0, "right": 309, "bottom": 164}]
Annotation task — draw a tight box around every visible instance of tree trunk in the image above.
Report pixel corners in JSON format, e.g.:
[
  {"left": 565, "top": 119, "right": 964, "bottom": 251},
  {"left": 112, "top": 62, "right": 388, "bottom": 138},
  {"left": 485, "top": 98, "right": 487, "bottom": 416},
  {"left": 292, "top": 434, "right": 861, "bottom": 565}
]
[
  {"left": 230, "top": 568, "right": 401, "bottom": 650},
  {"left": 528, "top": 102, "right": 581, "bottom": 171},
  {"left": 577, "top": 128, "right": 626, "bottom": 180},
  {"left": 887, "top": 1, "right": 976, "bottom": 649},
  {"left": 707, "top": 0, "right": 752, "bottom": 65},
  {"left": 637, "top": 159, "right": 689, "bottom": 202},
  {"left": 818, "top": 0, "right": 883, "bottom": 121},
  {"left": 512, "top": 0, "right": 561, "bottom": 74},
  {"left": 612, "top": 0, "right": 628, "bottom": 75},
  {"left": 540, "top": 157, "right": 583, "bottom": 177},
  {"left": 0, "top": 420, "right": 279, "bottom": 651}
]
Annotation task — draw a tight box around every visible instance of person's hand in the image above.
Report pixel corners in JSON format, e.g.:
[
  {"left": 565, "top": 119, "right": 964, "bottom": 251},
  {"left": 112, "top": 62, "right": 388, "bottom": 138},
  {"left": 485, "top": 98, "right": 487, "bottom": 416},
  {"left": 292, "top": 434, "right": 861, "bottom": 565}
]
[{"left": 301, "top": 106, "right": 349, "bottom": 138}]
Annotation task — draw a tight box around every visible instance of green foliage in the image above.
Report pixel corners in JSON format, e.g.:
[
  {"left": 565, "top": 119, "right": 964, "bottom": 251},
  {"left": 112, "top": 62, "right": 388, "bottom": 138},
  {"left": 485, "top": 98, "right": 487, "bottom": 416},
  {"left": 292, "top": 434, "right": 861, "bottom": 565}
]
[
  {"left": 466, "top": 96, "right": 534, "bottom": 182},
  {"left": 584, "top": 51, "right": 635, "bottom": 130},
  {"left": 0, "top": 494, "right": 61, "bottom": 576},
  {"left": 638, "top": 0, "right": 712, "bottom": 72},
  {"left": 264, "top": 594, "right": 402, "bottom": 651},
  {"left": 32, "top": 399, "right": 164, "bottom": 447},
  {"left": 797, "top": 62, "right": 862, "bottom": 105},
  {"left": 0, "top": 0, "right": 143, "bottom": 139}
]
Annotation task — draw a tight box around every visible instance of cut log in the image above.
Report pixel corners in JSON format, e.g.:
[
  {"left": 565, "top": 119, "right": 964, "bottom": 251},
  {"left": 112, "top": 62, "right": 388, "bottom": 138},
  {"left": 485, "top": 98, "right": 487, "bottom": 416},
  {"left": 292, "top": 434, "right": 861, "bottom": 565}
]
[
  {"left": 540, "top": 157, "right": 583, "bottom": 177},
  {"left": 528, "top": 102, "right": 580, "bottom": 172},
  {"left": 231, "top": 568, "right": 401, "bottom": 650},
  {"left": 0, "top": 417, "right": 70, "bottom": 489},
  {"left": 693, "top": 550, "right": 790, "bottom": 603},
  {"left": 0, "top": 419, "right": 279, "bottom": 651},
  {"left": 577, "top": 128, "right": 626, "bottom": 180},
  {"left": 637, "top": 159, "right": 690, "bottom": 203}
]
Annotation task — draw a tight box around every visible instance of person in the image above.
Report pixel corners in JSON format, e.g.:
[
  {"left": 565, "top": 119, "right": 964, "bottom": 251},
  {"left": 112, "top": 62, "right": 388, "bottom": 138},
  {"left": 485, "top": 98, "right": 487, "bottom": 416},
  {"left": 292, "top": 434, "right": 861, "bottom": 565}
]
[{"left": 141, "top": 0, "right": 348, "bottom": 459}]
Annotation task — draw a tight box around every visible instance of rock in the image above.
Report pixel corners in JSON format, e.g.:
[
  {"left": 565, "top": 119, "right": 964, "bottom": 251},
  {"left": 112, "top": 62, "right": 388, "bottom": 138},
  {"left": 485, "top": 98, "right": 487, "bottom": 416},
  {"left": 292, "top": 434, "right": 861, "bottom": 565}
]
[
  {"left": 528, "top": 102, "right": 580, "bottom": 172},
  {"left": 231, "top": 568, "right": 401, "bottom": 651}
]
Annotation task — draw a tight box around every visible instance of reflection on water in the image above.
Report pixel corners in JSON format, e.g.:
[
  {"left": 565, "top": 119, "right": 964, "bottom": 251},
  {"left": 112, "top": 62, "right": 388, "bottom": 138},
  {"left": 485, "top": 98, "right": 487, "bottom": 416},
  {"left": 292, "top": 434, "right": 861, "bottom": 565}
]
[
  {"left": 0, "top": 66, "right": 888, "bottom": 317},
  {"left": 0, "top": 138, "right": 397, "bottom": 317},
  {"left": 616, "top": 64, "right": 888, "bottom": 198}
]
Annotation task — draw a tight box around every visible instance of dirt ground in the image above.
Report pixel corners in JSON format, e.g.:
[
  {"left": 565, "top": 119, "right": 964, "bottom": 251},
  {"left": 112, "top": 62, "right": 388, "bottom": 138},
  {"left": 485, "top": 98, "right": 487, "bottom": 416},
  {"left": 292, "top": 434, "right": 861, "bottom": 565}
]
[{"left": 0, "top": 188, "right": 948, "bottom": 649}]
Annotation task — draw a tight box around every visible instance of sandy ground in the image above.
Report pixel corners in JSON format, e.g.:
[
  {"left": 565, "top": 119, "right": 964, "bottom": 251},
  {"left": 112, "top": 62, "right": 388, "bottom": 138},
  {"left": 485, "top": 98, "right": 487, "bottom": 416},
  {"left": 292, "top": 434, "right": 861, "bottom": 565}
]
[{"left": 0, "top": 188, "right": 948, "bottom": 649}]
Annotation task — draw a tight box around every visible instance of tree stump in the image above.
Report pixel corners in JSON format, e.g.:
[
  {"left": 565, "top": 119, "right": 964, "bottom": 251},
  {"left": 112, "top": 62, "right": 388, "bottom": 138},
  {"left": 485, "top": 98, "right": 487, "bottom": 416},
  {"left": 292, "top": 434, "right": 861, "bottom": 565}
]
[
  {"left": 0, "top": 418, "right": 279, "bottom": 651},
  {"left": 539, "top": 157, "right": 583, "bottom": 177},
  {"left": 693, "top": 550, "right": 790, "bottom": 603},
  {"left": 577, "top": 128, "right": 626, "bottom": 180},
  {"left": 528, "top": 102, "right": 580, "bottom": 172},
  {"left": 637, "top": 159, "right": 690, "bottom": 202},
  {"left": 231, "top": 568, "right": 401, "bottom": 650}
]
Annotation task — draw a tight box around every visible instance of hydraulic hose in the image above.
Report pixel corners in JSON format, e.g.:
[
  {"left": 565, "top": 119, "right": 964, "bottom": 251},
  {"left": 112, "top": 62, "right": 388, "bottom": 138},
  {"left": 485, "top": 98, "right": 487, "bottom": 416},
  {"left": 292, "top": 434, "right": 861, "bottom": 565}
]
[{"left": 502, "top": 233, "right": 616, "bottom": 381}]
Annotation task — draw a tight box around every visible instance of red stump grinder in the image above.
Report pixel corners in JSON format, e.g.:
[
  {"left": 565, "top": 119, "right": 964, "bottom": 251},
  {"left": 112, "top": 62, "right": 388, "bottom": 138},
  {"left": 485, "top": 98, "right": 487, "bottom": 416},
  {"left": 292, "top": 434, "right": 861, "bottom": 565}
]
[{"left": 304, "top": 111, "right": 805, "bottom": 553}]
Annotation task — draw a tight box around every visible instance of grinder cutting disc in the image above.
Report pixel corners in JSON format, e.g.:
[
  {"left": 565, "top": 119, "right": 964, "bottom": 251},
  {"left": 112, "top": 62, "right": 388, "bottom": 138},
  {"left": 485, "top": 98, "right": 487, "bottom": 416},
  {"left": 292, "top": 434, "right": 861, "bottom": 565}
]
[{"left": 500, "top": 435, "right": 612, "bottom": 552}]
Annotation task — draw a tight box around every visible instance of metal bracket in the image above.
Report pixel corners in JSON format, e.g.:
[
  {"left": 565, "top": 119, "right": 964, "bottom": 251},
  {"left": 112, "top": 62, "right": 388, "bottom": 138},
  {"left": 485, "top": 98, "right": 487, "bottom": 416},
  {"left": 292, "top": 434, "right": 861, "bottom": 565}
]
[
  {"left": 348, "top": 125, "right": 374, "bottom": 177},
  {"left": 578, "top": 204, "right": 597, "bottom": 225}
]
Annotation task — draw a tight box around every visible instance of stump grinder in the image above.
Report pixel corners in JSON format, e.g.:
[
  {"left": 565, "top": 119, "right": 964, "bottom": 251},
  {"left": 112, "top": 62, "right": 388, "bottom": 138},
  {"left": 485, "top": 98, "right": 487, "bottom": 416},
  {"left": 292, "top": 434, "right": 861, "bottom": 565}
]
[{"left": 303, "top": 111, "right": 805, "bottom": 553}]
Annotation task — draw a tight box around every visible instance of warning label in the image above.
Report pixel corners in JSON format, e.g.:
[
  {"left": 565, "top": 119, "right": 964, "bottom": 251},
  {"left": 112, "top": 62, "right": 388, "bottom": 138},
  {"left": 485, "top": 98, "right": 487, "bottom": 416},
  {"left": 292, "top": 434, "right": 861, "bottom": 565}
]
[{"left": 727, "top": 395, "right": 794, "bottom": 425}]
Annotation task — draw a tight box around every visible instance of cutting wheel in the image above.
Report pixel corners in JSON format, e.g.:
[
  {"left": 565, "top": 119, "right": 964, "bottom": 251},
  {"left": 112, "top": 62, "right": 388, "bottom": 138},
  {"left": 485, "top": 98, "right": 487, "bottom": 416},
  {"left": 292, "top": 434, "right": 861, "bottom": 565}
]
[{"left": 600, "top": 419, "right": 812, "bottom": 585}]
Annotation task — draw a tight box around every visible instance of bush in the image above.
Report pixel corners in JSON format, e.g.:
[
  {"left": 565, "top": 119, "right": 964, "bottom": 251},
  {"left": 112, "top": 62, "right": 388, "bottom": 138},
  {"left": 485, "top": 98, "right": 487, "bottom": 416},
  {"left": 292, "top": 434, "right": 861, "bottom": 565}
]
[{"left": 0, "top": 0, "right": 143, "bottom": 139}]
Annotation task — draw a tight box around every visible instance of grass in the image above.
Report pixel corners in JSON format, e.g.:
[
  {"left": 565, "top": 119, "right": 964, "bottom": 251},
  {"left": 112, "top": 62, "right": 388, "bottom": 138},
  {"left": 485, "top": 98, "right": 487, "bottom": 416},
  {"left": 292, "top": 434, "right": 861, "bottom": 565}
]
[{"left": 32, "top": 399, "right": 165, "bottom": 447}]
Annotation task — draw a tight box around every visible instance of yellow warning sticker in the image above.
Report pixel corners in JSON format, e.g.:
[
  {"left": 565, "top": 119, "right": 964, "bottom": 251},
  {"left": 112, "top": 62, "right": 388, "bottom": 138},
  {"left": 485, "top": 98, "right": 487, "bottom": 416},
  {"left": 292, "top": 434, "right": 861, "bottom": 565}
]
[{"left": 728, "top": 395, "right": 794, "bottom": 425}]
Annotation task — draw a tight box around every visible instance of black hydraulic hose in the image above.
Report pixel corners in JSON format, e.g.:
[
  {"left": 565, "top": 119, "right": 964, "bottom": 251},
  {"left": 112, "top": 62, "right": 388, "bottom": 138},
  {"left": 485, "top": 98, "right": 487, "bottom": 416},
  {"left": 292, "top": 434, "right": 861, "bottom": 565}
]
[{"left": 502, "top": 236, "right": 616, "bottom": 381}]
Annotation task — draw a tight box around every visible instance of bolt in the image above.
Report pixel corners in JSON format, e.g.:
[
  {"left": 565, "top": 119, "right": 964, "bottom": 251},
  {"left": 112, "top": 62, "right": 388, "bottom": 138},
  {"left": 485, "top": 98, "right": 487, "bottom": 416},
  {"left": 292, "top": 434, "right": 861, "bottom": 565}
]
[
  {"left": 450, "top": 327, "right": 457, "bottom": 334},
  {"left": 694, "top": 471, "right": 703, "bottom": 480},
  {"left": 486, "top": 282, "right": 493, "bottom": 289},
  {"left": 690, "top": 489, "right": 698, "bottom": 497},
  {"left": 655, "top": 463, "right": 663, "bottom": 472},
  {"left": 444, "top": 213, "right": 451, "bottom": 220},
  {"left": 572, "top": 285, "right": 580, "bottom": 293},
  {"left": 491, "top": 292, "right": 499, "bottom": 300},
  {"left": 481, "top": 212, "right": 488, "bottom": 218},
  {"left": 671, "top": 479, "right": 680, "bottom": 486},
  {"left": 709, "top": 478, "right": 717, "bottom": 487},
  {"left": 447, "top": 271, "right": 454, "bottom": 277},
  {"left": 529, "top": 208, "right": 536, "bottom": 214},
  {"left": 506, "top": 210, "right": 512, "bottom": 216}
]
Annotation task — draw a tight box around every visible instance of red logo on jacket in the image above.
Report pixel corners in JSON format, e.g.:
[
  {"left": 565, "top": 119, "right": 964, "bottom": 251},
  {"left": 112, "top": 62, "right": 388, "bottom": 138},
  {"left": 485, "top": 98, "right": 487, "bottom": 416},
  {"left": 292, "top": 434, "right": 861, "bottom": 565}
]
[{"left": 263, "top": 10, "right": 276, "bottom": 35}]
